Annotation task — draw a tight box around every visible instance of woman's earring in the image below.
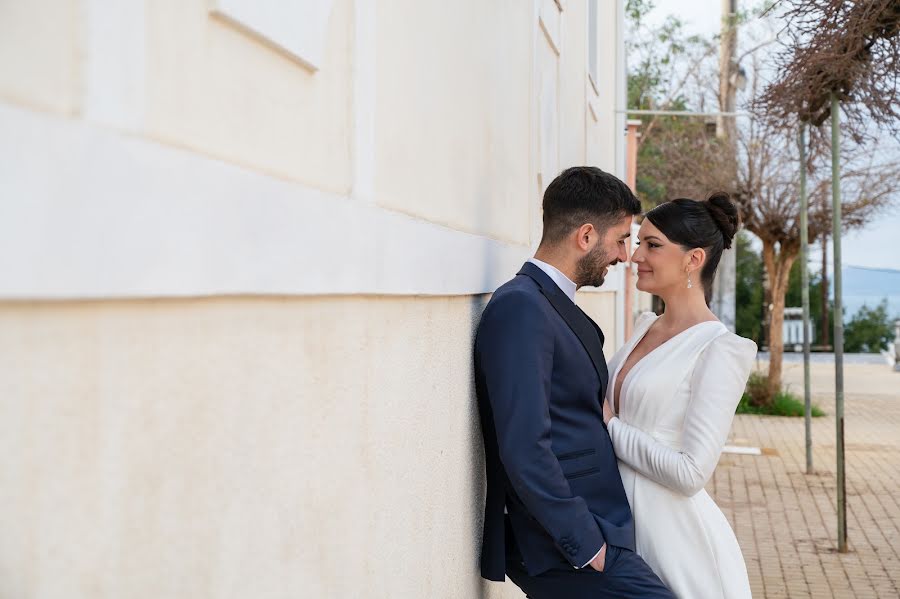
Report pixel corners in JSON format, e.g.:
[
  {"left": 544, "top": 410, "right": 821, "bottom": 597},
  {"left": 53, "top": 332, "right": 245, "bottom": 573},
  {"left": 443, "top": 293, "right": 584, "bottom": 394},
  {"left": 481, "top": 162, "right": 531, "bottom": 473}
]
[{"left": 687, "top": 272, "right": 693, "bottom": 289}]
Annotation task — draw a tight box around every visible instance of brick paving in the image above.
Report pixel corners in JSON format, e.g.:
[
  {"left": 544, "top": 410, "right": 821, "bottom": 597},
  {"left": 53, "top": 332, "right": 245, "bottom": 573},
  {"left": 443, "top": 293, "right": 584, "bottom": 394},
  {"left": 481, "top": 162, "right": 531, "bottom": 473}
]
[{"left": 709, "top": 360, "right": 900, "bottom": 598}]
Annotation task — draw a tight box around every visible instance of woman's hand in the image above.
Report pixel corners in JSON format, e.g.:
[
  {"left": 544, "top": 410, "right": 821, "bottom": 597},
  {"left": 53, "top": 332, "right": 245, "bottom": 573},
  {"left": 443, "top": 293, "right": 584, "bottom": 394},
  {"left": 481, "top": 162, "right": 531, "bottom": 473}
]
[{"left": 602, "top": 397, "right": 615, "bottom": 425}]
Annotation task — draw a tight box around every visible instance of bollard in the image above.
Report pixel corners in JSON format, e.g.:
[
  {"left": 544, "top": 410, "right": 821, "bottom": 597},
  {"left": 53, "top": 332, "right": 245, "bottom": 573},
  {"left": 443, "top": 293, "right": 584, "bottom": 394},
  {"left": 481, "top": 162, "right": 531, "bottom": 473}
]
[{"left": 894, "top": 320, "right": 900, "bottom": 372}]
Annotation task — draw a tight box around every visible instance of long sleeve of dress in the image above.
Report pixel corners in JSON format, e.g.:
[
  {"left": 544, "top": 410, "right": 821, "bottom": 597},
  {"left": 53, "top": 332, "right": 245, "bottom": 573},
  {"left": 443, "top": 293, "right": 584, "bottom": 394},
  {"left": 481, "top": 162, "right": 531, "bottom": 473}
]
[{"left": 607, "top": 333, "right": 757, "bottom": 496}]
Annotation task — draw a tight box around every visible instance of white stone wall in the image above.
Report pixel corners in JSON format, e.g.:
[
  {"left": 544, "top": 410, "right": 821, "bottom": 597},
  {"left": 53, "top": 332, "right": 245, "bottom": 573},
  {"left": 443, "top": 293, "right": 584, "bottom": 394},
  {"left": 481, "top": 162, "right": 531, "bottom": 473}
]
[
  {"left": 0, "top": 1, "right": 628, "bottom": 597},
  {"left": 0, "top": 298, "right": 489, "bottom": 598}
]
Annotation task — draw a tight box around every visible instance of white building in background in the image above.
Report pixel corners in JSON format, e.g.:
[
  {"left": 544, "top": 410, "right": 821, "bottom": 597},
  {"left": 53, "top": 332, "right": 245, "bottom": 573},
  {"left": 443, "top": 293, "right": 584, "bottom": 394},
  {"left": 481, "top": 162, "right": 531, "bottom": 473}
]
[
  {"left": 0, "top": 1, "right": 631, "bottom": 597},
  {"left": 783, "top": 307, "right": 815, "bottom": 351}
]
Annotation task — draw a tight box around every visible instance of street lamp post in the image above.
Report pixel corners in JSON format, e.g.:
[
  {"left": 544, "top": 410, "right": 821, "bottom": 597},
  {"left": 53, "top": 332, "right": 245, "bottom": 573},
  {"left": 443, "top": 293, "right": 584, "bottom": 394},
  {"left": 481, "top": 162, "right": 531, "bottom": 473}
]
[
  {"left": 831, "top": 92, "right": 847, "bottom": 553},
  {"left": 799, "top": 123, "right": 813, "bottom": 474}
]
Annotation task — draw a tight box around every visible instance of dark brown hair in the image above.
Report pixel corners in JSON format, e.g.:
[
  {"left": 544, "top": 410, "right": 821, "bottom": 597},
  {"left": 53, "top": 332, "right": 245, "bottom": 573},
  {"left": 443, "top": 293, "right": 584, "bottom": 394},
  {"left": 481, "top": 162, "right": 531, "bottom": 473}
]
[
  {"left": 541, "top": 167, "right": 642, "bottom": 246},
  {"left": 644, "top": 192, "right": 740, "bottom": 302}
]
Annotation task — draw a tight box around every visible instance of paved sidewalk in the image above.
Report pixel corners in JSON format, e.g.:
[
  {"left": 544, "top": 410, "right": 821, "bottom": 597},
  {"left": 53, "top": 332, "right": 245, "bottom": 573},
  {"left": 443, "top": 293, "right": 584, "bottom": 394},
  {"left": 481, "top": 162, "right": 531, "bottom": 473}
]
[{"left": 709, "top": 360, "right": 900, "bottom": 598}]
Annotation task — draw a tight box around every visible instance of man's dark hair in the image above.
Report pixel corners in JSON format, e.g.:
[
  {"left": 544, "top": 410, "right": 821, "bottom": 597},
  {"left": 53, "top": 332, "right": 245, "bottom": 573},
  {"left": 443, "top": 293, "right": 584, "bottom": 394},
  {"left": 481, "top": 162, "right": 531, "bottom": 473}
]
[{"left": 540, "top": 166, "right": 641, "bottom": 246}]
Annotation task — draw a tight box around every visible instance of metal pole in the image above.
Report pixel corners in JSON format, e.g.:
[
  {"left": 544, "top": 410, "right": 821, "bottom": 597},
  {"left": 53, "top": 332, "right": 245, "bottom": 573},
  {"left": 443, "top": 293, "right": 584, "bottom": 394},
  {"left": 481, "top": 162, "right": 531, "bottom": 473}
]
[
  {"left": 831, "top": 93, "right": 847, "bottom": 553},
  {"left": 712, "top": 0, "right": 739, "bottom": 333},
  {"left": 624, "top": 120, "right": 642, "bottom": 341},
  {"left": 799, "top": 123, "right": 813, "bottom": 474},
  {"left": 616, "top": 109, "right": 751, "bottom": 117}
]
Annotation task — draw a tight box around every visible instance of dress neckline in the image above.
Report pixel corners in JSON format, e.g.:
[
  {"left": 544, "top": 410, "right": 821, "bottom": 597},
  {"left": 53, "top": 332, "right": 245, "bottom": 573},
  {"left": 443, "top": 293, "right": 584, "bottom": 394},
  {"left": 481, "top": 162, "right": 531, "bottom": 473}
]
[{"left": 612, "top": 315, "right": 724, "bottom": 414}]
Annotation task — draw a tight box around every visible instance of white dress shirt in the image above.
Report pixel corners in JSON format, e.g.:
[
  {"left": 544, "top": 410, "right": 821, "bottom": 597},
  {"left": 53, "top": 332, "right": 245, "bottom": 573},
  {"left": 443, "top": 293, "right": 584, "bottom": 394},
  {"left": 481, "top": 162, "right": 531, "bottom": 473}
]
[
  {"left": 527, "top": 258, "right": 603, "bottom": 569},
  {"left": 527, "top": 258, "right": 577, "bottom": 303}
]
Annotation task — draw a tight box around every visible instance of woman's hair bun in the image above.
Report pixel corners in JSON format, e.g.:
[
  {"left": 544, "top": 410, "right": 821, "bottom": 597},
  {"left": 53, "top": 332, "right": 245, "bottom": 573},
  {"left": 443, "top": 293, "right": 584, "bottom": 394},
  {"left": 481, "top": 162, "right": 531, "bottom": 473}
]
[{"left": 704, "top": 192, "right": 740, "bottom": 249}]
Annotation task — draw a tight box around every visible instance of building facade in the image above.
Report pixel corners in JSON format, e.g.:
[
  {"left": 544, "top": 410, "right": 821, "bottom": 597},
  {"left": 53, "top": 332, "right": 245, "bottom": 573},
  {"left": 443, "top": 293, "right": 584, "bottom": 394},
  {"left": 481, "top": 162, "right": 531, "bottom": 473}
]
[{"left": 0, "top": 1, "right": 630, "bottom": 597}]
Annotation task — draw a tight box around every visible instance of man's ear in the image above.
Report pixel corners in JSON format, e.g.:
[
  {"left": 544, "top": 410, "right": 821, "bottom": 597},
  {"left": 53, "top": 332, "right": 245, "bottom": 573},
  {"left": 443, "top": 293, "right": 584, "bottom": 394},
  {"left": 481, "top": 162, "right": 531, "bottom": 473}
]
[{"left": 575, "top": 223, "right": 595, "bottom": 251}]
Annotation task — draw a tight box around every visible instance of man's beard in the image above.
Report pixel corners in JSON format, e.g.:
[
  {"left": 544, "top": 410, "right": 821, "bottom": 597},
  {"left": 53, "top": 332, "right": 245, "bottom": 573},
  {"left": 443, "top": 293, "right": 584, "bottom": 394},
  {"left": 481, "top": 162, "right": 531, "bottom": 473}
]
[{"left": 575, "top": 243, "right": 614, "bottom": 288}]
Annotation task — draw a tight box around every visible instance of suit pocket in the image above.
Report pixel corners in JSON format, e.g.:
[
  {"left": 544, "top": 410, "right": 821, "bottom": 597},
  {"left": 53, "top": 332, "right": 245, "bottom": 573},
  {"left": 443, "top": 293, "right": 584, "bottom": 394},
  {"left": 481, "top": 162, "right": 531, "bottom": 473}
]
[
  {"left": 555, "top": 448, "right": 602, "bottom": 479},
  {"left": 556, "top": 448, "right": 596, "bottom": 461},
  {"left": 602, "top": 545, "right": 623, "bottom": 572},
  {"left": 565, "top": 466, "right": 604, "bottom": 479}
]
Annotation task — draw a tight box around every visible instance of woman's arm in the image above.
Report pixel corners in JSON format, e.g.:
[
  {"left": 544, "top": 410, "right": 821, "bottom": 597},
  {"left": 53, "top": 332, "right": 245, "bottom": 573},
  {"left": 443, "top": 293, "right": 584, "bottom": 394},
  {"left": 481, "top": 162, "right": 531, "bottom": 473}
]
[{"left": 604, "top": 333, "right": 757, "bottom": 496}]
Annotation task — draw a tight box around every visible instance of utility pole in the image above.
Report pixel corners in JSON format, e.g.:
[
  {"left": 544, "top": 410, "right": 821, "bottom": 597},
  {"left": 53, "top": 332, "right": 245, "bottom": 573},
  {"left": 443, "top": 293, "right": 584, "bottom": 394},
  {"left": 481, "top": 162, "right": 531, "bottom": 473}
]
[
  {"left": 712, "top": 0, "right": 740, "bottom": 331},
  {"left": 717, "top": 0, "right": 739, "bottom": 144}
]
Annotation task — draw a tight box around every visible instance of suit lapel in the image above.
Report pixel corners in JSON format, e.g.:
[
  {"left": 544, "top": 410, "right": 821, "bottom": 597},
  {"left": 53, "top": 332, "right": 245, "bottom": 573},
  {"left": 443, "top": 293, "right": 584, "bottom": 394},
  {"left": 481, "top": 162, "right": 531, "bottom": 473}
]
[
  {"left": 580, "top": 307, "right": 609, "bottom": 391},
  {"left": 518, "top": 263, "right": 609, "bottom": 390}
]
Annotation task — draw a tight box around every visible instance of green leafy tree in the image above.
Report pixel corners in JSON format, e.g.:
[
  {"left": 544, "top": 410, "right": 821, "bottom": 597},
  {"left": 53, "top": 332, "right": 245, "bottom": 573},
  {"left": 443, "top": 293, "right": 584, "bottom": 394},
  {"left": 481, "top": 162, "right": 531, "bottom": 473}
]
[
  {"left": 737, "top": 231, "right": 837, "bottom": 350},
  {"left": 844, "top": 301, "right": 895, "bottom": 353}
]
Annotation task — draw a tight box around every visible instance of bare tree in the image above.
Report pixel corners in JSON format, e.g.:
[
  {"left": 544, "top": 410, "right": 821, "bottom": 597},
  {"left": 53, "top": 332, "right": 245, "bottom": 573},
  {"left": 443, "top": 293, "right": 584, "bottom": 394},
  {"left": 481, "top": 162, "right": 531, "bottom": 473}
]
[
  {"left": 751, "top": 0, "right": 900, "bottom": 404},
  {"left": 627, "top": 3, "right": 899, "bottom": 403},
  {"left": 734, "top": 111, "right": 898, "bottom": 400},
  {"left": 632, "top": 117, "right": 734, "bottom": 200},
  {"left": 758, "top": 0, "right": 900, "bottom": 140}
]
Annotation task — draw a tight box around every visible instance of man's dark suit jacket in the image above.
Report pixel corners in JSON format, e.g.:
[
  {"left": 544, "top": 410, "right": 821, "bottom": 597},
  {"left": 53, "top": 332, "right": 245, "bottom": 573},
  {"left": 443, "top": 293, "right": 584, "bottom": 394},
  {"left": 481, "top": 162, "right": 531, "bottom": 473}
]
[{"left": 475, "top": 261, "right": 635, "bottom": 581}]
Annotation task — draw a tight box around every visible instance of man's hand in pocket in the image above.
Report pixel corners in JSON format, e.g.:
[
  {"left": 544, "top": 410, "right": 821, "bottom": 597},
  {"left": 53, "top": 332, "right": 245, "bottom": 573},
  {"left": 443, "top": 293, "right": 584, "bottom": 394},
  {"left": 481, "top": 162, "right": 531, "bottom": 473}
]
[{"left": 589, "top": 543, "right": 607, "bottom": 572}]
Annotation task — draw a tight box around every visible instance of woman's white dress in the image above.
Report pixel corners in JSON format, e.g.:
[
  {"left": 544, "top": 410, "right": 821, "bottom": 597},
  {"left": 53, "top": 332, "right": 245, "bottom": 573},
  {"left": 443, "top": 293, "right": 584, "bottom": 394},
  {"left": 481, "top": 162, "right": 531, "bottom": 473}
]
[{"left": 606, "top": 311, "right": 756, "bottom": 599}]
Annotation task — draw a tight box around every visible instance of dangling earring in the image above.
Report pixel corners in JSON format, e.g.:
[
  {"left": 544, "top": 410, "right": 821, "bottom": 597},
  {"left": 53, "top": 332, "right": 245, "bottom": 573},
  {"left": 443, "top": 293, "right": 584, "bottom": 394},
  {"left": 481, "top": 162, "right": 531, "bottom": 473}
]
[{"left": 687, "top": 272, "right": 693, "bottom": 289}]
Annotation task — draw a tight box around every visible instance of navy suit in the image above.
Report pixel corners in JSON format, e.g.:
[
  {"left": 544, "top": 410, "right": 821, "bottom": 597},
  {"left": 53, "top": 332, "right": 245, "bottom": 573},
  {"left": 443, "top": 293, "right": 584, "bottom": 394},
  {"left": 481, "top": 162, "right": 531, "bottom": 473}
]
[{"left": 475, "top": 262, "right": 673, "bottom": 598}]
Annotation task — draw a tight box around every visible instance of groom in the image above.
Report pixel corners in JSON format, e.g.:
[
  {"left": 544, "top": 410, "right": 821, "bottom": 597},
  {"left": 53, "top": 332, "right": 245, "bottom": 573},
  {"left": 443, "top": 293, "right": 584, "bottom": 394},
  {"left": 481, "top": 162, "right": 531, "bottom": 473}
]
[{"left": 475, "top": 167, "right": 674, "bottom": 598}]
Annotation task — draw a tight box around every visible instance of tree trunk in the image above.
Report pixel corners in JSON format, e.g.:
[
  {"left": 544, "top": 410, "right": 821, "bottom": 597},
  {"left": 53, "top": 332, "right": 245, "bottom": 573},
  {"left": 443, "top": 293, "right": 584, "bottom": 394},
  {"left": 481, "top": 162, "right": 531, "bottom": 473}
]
[
  {"left": 761, "top": 263, "right": 770, "bottom": 350},
  {"left": 762, "top": 240, "right": 798, "bottom": 403}
]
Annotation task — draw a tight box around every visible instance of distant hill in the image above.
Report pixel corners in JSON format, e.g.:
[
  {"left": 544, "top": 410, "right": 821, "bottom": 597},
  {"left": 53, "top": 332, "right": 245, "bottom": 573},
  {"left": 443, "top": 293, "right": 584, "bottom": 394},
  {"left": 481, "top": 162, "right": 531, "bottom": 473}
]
[{"left": 840, "top": 265, "right": 900, "bottom": 320}]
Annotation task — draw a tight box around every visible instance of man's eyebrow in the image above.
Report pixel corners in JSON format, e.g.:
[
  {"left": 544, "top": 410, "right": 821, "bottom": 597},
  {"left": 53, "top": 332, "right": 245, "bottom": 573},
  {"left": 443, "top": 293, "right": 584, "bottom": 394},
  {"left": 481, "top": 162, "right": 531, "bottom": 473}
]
[{"left": 619, "top": 231, "right": 632, "bottom": 239}]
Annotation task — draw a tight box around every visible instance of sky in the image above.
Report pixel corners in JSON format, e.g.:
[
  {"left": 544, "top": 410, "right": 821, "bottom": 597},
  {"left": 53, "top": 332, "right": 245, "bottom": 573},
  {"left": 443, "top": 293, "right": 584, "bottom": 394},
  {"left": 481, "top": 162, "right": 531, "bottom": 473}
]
[{"left": 645, "top": 0, "right": 900, "bottom": 272}]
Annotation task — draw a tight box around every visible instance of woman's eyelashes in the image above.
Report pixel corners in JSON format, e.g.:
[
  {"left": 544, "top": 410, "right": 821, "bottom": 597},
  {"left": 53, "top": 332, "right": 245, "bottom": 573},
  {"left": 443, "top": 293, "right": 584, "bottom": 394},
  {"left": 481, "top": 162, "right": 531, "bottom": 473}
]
[{"left": 636, "top": 241, "right": 661, "bottom": 249}]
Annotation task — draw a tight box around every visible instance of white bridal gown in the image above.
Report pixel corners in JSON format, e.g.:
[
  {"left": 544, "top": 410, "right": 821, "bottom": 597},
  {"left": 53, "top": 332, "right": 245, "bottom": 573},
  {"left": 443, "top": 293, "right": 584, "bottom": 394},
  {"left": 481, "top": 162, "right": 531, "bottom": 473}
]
[{"left": 606, "top": 312, "right": 756, "bottom": 599}]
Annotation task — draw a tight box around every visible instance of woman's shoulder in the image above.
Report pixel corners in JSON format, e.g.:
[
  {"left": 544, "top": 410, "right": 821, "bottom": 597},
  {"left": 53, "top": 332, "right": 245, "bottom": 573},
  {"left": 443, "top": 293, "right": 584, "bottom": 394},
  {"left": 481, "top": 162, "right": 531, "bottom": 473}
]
[
  {"left": 708, "top": 330, "right": 758, "bottom": 362},
  {"left": 691, "top": 331, "right": 758, "bottom": 389}
]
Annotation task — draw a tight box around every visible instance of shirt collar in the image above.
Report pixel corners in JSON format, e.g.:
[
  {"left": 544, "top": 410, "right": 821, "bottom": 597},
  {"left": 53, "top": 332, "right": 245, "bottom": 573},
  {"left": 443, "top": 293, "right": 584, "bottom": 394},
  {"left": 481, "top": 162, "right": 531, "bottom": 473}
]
[{"left": 527, "top": 258, "right": 577, "bottom": 303}]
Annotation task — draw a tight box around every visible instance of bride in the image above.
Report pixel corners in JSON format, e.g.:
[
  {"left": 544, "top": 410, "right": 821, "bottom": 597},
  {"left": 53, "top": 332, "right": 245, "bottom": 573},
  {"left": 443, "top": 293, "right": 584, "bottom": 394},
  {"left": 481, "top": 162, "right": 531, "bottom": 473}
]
[{"left": 602, "top": 192, "right": 755, "bottom": 598}]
